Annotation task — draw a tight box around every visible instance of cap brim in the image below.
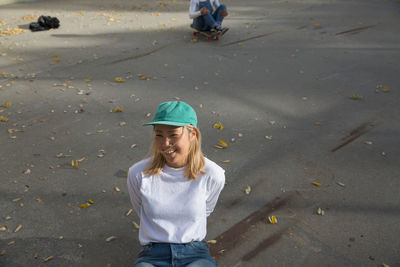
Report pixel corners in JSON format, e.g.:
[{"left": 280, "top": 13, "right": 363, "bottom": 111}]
[{"left": 143, "top": 121, "right": 191, "bottom": 127}]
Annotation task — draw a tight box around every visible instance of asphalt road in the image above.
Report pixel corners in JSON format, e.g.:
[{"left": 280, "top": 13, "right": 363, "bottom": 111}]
[{"left": 1, "top": 0, "right": 399, "bottom": 266}]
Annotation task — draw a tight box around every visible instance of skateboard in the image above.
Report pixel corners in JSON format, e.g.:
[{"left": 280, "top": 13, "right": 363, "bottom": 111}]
[{"left": 191, "top": 27, "right": 221, "bottom": 42}]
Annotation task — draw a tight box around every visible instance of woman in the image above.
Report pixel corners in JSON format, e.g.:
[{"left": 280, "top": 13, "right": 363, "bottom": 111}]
[{"left": 127, "top": 101, "right": 225, "bottom": 267}]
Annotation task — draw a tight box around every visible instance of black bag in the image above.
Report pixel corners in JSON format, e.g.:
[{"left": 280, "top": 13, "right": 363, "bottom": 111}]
[{"left": 30, "top": 16, "right": 60, "bottom": 32}]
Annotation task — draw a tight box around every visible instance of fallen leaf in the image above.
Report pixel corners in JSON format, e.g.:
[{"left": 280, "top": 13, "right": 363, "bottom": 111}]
[
  {"left": 14, "top": 224, "right": 22, "bottom": 233},
  {"left": 88, "top": 199, "right": 95, "bottom": 204},
  {"left": 0, "top": 249, "right": 5, "bottom": 256},
  {"left": 43, "top": 256, "right": 54, "bottom": 262},
  {"left": 0, "top": 225, "right": 7, "bottom": 232},
  {"left": 23, "top": 169, "right": 31, "bottom": 174},
  {"left": 268, "top": 215, "right": 277, "bottom": 224},
  {"left": 132, "top": 221, "right": 140, "bottom": 229},
  {"left": 71, "top": 160, "right": 78, "bottom": 168},
  {"left": 138, "top": 74, "right": 152, "bottom": 80},
  {"left": 106, "top": 236, "right": 117, "bottom": 242},
  {"left": 152, "top": 40, "right": 158, "bottom": 45},
  {"left": 314, "top": 23, "right": 321, "bottom": 28},
  {"left": 364, "top": 141, "right": 373, "bottom": 145},
  {"left": 80, "top": 203, "right": 91, "bottom": 208},
  {"left": 119, "top": 121, "right": 126, "bottom": 126},
  {"left": 244, "top": 185, "right": 251, "bottom": 195},
  {"left": 0, "top": 116, "right": 9, "bottom": 122},
  {"left": 349, "top": 94, "right": 363, "bottom": 100},
  {"left": 114, "top": 77, "right": 126, "bottom": 83},
  {"left": 215, "top": 139, "right": 228, "bottom": 149},
  {"left": 3, "top": 102, "right": 12, "bottom": 108},
  {"left": 126, "top": 209, "right": 133, "bottom": 216},
  {"left": 52, "top": 54, "right": 61, "bottom": 62},
  {"left": 207, "top": 240, "right": 217, "bottom": 244},
  {"left": 85, "top": 77, "right": 92, "bottom": 82},
  {"left": 0, "top": 27, "right": 26, "bottom": 36},
  {"left": 213, "top": 122, "right": 223, "bottom": 130},
  {"left": 337, "top": 182, "right": 345, "bottom": 187},
  {"left": 317, "top": 207, "right": 325, "bottom": 216},
  {"left": 130, "top": 144, "right": 137, "bottom": 149},
  {"left": 314, "top": 122, "right": 321, "bottom": 126},
  {"left": 8, "top": 241, "right": 15, "bottom": 245},
  {"left": 265, "top": 135, "right": 272, "bottom": 140},
  {"left": 115, "top": 187, "right": 121, "bottom": 192},
  {"left": 312, "top": 182, "right": 321, "bottom": 187},
  {"left": 222, "top": 160, "right": 230, "bottom": 163},
  {"left": 269, "top": 120, "right": 276, "bottom": 125},
  {"left": 12, "top": 198, "right": 22, "bottom": 202},
  {"left": 113, "top": 107, "right": 124, "bottom": 113}
]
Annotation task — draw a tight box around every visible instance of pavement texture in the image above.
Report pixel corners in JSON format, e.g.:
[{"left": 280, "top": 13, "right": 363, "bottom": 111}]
[{"left": 1, "top": 0, "right": 400, "bottom": 266}]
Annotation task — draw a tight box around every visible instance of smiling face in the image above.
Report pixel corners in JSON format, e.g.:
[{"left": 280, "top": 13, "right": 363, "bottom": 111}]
[{"left": 154, "top": 125, "right": 196, "bottom": 168}]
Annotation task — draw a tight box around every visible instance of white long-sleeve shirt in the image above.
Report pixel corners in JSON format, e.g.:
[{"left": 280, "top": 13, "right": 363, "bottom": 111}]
[
  {"left": 127, "top": 157, "right": 225, "bottom": 245},
  {"left": 189, "top": 0, "right": 221, "bottom": 19}
]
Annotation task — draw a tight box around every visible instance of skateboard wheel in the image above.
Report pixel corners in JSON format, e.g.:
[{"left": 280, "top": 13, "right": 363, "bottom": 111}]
[
  {"left": 193, "top": 31, "right": 197, "bottom": 36},
  {"left": 215, "top": 36, "right": 219, "bottom": 40}
]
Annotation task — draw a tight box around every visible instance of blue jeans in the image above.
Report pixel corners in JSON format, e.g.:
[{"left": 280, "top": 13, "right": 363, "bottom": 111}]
[
  {"left": 133, "top": 241, "right": 217, "bottom": 267},
  {"left": 191, "top": 0, "right": 227, "bottom": 31}
]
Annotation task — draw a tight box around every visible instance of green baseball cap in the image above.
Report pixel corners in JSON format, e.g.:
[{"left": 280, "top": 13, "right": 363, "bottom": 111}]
[{"left": 143, "top": 101, "right": 197, "bottom": 128}]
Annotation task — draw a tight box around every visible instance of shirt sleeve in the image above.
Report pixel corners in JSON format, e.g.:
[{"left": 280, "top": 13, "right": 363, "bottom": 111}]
[
  {"left": 127, "top": 167, "right": 142, "bottom": 217},
  {"left": 213, "top": 0, "right": 221, "bottom": 9},
  {"left": 189, "top": 0, "right": 201, "bottom": 19},
  {"left": 206, "top": 169, "right": 225, "bottom": 216}
]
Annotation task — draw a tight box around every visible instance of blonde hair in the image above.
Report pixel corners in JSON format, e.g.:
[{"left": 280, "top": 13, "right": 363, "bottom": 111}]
[{"left": 143, "top": 125, "right": 206, "bottom": 180}]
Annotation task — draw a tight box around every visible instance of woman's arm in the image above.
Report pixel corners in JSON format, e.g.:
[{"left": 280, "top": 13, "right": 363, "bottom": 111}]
[
  {"left": 127, "top": 168, "right": 142, "bottom": 217},
  {"left": 189, "top": 0, "right": 202, "bottom": 19}
]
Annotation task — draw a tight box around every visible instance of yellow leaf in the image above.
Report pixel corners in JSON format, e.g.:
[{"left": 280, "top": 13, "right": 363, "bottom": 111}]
[
  {"left": 126, "top": 209, "right": 133, "bottom": 216},
  {"left": 115, "top": 187, "right": 121, "bottom": 192},
  {"left": 88, "top": 199, "right": 95, "bottom": 204},
  {"left": 222, "top": 160, "right": 230, "bottom": 163},
  {"left": 14, "top": 224, "right": 22, "bottom": 233},
  {"left": 245, "top": 185, "right": 251, "bottom": 195},
  {"left": 114, "top": 77, "right": 126, "bottom": 83},
  {"left": 138, "top": 74, "right": 152, "bottom": 80},
  {"left": 381, "top": 86, "right": 390, "bottom": 93},
  {"left": 349, "top": 94, "right": 363, "bottom": 100},
  {"left": 113, "top": 107, "right": 124, "bottom": 113},
  {"left": 3, "top": 102, "right": 12, "bottom": 108},
  {"left": 132, "top": 221, "right": 140, "bottom": 229},
  {"left": 207, "top": 240, "right": 217, "bottom": 244},
  {"left": 317, "top": 207, "right": 325, "bottom": 215},
  {"left": 337, "top": 182, "right": 345, "bottom": 187},
  {"left": 80, "top": 203, "right": 91, "bottom": 208},
  {"left": 268, "top": 216, "right": 277, "bottom": 224},
  {"left": 312, "top": 182, "right": 321, "bottom": 187},
  {"left": 72, "top": 160, "right": 78, "bottom": 168},
  {"left": 43, "top": 256, "right": 54, "bottom": 262},
  {"left": 106, "top": 236, "right": 117, "bottom": 242},
  {"left": 213, "top": 122, "right": 224, "bottom": 130},
  {"left": 218, "top": 139, "right": 228, "bottom": 148},
  {"left": 0, "top": 116, "right": 9, "bottom": 122},
  {"left": 152, "top": 40, "right": 158, "bottom": 45},
  {"left": 52, "top": 54, "right": 61, "bottom": 62},
  {"left": 0, "top": 225, "right": 7, "bottom": 232},
  {"left": 12, "top": 198, "right": 22, "bottom": 202},
  {"left": 191, "top": 38, "right": 198, "bottom": 43},
  {"left": 85, "top": 77, "right": 92, "bottom": 82},
  {"left": 314, "top": 23, "right": 321, "bottom": 28},
  {"left": 314, "top": 122, "right": 321, "bottom": 126}
]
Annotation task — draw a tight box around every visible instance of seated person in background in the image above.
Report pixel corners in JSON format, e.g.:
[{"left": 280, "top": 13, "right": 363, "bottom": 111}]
[{"left": 190, "top": 0, "right": 229, "bottom": 34}]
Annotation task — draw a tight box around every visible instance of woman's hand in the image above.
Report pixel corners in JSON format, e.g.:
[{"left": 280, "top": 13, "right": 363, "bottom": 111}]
[
  {"left": 220, "top": 10, "right": 228, "bottom": 17},
  {"left": 200, "top": 7, "right": 210, "bottom": 15}
]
